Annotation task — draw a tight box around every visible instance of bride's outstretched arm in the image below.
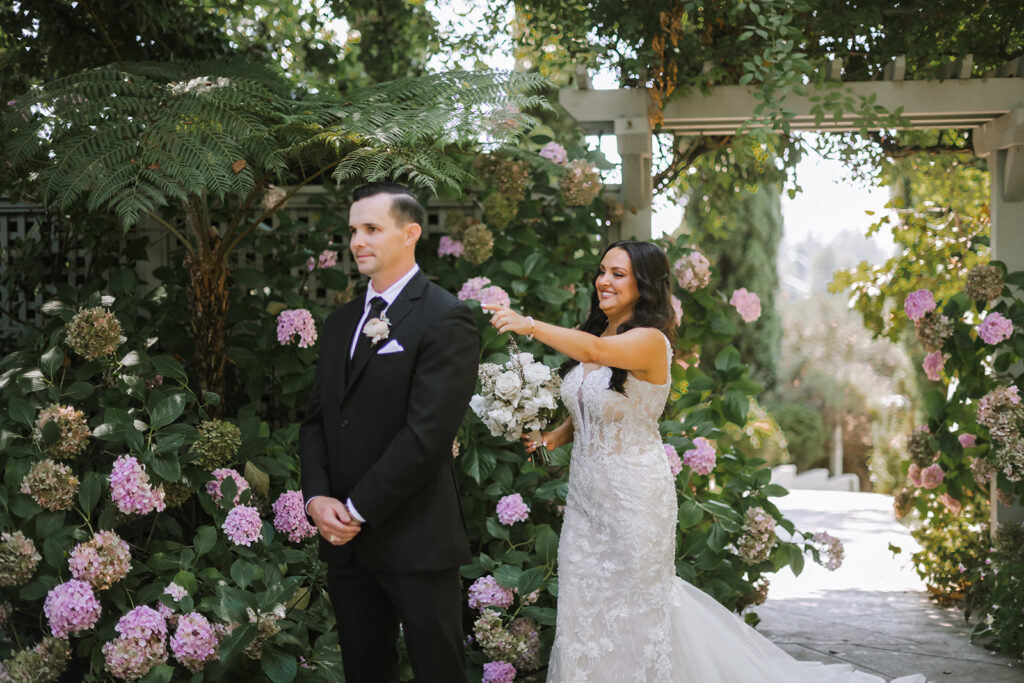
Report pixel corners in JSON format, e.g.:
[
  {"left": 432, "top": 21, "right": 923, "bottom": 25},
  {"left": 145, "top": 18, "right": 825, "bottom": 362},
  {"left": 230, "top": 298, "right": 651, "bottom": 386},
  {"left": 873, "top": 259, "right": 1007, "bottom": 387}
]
[{"left": 483, "top": 304, "right": 665, "bottom": 376}]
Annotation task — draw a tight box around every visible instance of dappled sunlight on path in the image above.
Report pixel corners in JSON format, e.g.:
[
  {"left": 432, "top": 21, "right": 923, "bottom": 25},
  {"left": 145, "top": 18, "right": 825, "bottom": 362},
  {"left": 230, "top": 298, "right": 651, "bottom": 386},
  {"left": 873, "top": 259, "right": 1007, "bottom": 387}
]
[{"left": 758, "top": 490, "right": 1024, "bottom": 682}]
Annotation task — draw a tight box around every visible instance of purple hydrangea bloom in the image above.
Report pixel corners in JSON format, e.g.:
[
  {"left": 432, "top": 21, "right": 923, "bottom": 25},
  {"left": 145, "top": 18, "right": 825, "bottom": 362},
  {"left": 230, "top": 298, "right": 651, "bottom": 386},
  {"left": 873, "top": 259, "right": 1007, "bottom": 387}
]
[
  {"left": 482, "top": 661, "right": 517, "bottom": 683},
  {"left": 922, "top": 351, "right": 945, "bottom": 381},
  {"left": 977, "top": 312, "right": 1013, "bottom": 345},
  {"left": 683, "top": 437, "right": 716, "bottom": 475},
  {"left": 109, "top": 455, "right": 166, "bottom": 515},
  {"left": 904, "top": 289, "right": 936, "bottom": 321},
  {"left": 664, "top": 444, "right": 683, "bottom": 477},
  {"left": 276, "top": 309, "right": 317, "bottom": 348},
  {"left": 223, "top": 505, "right": 263, "bottom": 546},
  {"left": 272, "top": 490, "right": 318, "bottom": 543},
  {"left": 438, "top": 235, "right": 464, "bottom": 258},
  {"left": 496, "top": 493, "right": 529, "bottom": 525},
  {"left": 170, "top": 612, "right": 219, "bottom": 672},
  {"left": 102, "top": 605, "right": 168, "bottom": 680},
  {"left": 205, "top": 468, "right": 249, "bottom": 506},
  {"left": 467, "top": 575, "right": 514, "bottom": 611},
  {"left": 44, "top": 579, "right": 101, "bottom": 637},
  {"left": 538, "top": 141, "right": 568, "bottom": 165}
]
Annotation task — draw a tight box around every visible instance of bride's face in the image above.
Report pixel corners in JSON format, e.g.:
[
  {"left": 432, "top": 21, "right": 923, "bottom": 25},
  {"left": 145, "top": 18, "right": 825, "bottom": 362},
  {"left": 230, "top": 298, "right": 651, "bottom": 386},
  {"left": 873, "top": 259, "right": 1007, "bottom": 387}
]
[{"left": 595, "top": 247, "right": 640, "bottom": 320}]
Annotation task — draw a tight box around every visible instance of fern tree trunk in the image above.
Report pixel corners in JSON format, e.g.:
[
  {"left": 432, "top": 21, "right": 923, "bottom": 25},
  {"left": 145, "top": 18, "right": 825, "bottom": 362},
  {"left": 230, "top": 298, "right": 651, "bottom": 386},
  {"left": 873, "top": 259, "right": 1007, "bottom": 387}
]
[{"left": 184, "top": 198, "right": 228, "bottom": 416}]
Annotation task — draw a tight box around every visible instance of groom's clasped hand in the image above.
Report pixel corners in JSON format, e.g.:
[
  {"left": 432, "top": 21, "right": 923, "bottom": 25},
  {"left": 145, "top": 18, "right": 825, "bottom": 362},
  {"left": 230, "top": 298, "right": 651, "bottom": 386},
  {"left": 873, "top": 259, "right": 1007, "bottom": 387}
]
[{"left": 306, "top": 495, "right": 360, "bottom": 546}]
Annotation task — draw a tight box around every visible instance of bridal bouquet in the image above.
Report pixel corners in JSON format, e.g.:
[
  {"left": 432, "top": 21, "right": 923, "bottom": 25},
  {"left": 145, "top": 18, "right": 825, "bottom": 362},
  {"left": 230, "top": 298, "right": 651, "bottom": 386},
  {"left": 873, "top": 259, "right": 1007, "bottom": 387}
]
[{"left": 470, "top": 339, "right": 560, "bottom": 445}]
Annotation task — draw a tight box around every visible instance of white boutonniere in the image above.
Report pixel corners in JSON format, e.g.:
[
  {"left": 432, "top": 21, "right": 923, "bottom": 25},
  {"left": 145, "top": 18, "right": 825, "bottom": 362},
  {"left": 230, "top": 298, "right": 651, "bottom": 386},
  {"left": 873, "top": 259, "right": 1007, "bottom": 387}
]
[{"left": 362, "top": 313, "right": 390, "bottom": 345}]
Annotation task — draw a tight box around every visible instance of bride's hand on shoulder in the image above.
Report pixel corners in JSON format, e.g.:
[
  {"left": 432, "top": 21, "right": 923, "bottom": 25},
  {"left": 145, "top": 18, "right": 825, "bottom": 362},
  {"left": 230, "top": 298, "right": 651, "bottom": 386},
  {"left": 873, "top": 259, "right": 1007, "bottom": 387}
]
[{"left": 482, "top": 303, "right": 532, "bottom": 336}]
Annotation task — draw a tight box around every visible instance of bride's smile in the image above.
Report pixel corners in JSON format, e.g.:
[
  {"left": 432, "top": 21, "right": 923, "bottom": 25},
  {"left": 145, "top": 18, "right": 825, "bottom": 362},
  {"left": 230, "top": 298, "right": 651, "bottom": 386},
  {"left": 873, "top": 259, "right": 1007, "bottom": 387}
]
[{"left": 595, "top": 247, "right": 640, "bottom": 328}]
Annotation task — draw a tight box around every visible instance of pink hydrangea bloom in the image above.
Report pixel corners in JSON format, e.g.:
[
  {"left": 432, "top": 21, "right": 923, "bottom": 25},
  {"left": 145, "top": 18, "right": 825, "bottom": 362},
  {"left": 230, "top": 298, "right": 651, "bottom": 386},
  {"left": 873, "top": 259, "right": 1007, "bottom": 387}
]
[
  {"left": 478, "top": 286, "right": 511, "bottom": 309},
  {"left": 306, "top": 249, "right": 338, "bottom": 271},
  {"left": 496, "top": 493, "right": 529, "bottom": 525},
  {"left": 730, "top": 288, "right": 761, "bottom": 323},
  {"left": 276, "top": 308, "right": 318, "bottom": 348},
  {"left": 538, "top": 141, "right": 568, "bottom": 165},
  {"left": 272, "top": 490, "right": 318, "bottom": 543},
  {"left": 170, "top": 612, "right": 219, "bottom": 673},
  {"left": 907, "top": 462, "right": 923, "bottom": 487},
  {"left": 674, "top": 251, "right": 711, "bottom": 291},
  {"left": 959, "top": 433, "right": 977, "bottom": 448},
  {"left": 102, "top": 605, "right": 168, "bottom": 681},
  {"left": 482, "top": 661, "right": 517, "bottom": 683},
  {"left": 811, "top": 531, "right": 844, "bottom": 571},
  {"left": 44, "top": 579, "right": 101, "bottom": 637},
  {"left": 664, "top": 444, "right": 683, "bottom": 477},
  {"left": 223, "top": 505, "right": 263, "bottom": 546},
  {"left": 109, "top": 456, "right": 166, "bottom": 515},
  {"left": 457, "top": 276, "right": 492, "bottom": 301},
  {"left": 205, "top": 468, "right": 249, "bottom": 506},
  {"left": 683, "top": 437, "right": 716, "bottom": 475},
  {"left": 164, "top": 582, "right": 188, "bottom": 602},
  {"left": 922, "top": 351, "right": 945, "bottom": 381},
  {"left": 904, "top": 289, "right": 936, "bottom": 321},
  {"left": 438, "top": 235, "right": 465, "bottom": 258},
  {"left": 978, "top": 312, "right": 1013, "bottom": 345},
  {"left": 467, "top": 575, "right": 514, "bottom": 611},
  {"left": 670, "top": 295, "right": 683, "bottom": 326},
  {"left": 68, "top": 530, "right": 132, "bottom": 590},
  {"left": 938, "top": 492, "right": 962, "bottom": 515},
  {"left": 920, "top": 463, "right": 945, "bottom": 489}
]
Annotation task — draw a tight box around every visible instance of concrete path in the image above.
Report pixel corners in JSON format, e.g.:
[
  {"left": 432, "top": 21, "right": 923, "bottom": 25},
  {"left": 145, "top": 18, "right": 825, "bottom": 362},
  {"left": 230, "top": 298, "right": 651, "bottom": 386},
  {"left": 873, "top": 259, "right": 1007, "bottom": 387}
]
[{"left": 758, "top": 489, "right": 1024, "bottom": 682}]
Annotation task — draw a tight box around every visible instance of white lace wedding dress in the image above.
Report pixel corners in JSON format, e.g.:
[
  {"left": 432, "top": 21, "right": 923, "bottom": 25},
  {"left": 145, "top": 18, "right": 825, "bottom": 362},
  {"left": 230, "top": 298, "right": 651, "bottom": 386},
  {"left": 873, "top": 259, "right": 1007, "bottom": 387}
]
[{"left": 547, "top": 335, "right": 926, "bottom": 683}]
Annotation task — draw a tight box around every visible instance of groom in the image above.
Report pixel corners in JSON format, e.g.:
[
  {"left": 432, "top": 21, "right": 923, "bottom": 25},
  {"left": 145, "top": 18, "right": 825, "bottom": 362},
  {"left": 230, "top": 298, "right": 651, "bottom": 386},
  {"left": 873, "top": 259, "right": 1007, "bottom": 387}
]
[{"left": 300, "top": 182, "right": 479, "bottom": 682}]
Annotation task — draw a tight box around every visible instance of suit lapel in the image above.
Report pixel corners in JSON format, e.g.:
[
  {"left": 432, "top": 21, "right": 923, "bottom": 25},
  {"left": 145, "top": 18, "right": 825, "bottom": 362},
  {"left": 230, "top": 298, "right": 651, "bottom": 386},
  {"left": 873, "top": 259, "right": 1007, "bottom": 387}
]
[{"left": 341, "top": 271, "right": 428, "bottom": 400}]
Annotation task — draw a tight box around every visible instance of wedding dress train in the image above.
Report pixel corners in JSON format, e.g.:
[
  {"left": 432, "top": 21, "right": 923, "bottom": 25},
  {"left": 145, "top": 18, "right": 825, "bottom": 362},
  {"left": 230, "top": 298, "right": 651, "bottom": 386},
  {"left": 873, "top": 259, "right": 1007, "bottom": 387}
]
[{"left": 546, "top": 335, "right": 926, "bottom": 683}]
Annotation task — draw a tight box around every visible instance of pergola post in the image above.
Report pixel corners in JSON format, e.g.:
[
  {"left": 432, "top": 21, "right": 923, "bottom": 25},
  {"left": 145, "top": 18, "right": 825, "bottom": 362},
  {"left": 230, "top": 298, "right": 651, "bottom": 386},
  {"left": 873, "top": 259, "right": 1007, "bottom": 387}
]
[
  {"left": 976, "top": 109, "right": 1024, "bottom": 532},
  {"left": 615, "top": 116, "right": 653, "bottom": 241}
]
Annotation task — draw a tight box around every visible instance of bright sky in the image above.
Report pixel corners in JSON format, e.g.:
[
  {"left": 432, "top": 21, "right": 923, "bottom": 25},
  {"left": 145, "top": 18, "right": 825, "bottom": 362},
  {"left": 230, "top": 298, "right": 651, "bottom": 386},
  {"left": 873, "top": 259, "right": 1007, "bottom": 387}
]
[{"left": 424, "top": 2, "right": 895, "bottom": 252}]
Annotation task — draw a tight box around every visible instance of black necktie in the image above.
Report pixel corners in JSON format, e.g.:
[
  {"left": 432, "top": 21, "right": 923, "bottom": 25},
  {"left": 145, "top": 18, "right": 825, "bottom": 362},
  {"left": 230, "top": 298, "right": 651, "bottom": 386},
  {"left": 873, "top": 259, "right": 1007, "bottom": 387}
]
[{"left": 349, "top": 296, "right": 387, "bottom": 373}]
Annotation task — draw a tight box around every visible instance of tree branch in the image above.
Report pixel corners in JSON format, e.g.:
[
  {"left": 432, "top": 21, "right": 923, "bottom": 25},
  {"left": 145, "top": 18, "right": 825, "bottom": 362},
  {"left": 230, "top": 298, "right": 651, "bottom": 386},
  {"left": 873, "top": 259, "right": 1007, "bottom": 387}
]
[
  {"left": 222, "top": 160, "right": 340, "bottom": 258},
  {"left": 144, "top": 210, "right": 196, "bottom": 258},
  {"left": 80, "top": 0, "right": 123, "bottom": 66}
]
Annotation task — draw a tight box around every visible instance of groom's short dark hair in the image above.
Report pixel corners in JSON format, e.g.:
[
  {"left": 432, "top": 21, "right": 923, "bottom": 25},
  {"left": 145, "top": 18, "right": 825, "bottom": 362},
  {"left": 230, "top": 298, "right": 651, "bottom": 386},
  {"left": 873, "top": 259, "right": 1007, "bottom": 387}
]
[{"left": 353, "top": 182, "right": 425, "bottom": 228}]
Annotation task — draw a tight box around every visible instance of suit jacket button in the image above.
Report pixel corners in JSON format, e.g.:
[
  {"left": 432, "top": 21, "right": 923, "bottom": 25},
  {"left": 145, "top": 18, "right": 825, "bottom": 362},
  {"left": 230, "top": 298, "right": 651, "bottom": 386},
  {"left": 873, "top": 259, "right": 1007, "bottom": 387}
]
[{"left": 340, "top": 418, "right": 350, "bottom": 428}]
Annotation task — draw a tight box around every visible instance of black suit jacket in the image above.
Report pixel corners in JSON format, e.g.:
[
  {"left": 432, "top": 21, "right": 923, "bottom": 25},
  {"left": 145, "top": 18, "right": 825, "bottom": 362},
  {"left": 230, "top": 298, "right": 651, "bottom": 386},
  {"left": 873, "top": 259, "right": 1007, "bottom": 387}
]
[{"left": 299, "top": 270, "right": 478, "bottom": 572}]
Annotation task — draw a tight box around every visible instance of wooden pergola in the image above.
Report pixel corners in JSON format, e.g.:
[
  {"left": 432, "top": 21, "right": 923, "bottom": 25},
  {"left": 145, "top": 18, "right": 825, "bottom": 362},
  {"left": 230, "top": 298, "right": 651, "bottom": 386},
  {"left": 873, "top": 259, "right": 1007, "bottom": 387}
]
[{"left": 558, "top": 55, "right": 1024, "bottom": 528}]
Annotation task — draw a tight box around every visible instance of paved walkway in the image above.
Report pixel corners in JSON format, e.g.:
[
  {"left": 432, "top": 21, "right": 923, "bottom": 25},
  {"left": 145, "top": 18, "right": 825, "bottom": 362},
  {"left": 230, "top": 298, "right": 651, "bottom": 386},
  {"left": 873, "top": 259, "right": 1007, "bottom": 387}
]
[{"left": 758, "top": 489, "right": 1024, "bottom": 682}]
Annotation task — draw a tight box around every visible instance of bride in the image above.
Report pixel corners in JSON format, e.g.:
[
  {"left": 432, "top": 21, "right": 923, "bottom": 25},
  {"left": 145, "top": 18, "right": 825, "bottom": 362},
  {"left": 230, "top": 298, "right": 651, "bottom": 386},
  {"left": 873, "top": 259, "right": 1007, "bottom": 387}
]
[{"left": 485, "top": 240, "right": 925, "bottom": 683}]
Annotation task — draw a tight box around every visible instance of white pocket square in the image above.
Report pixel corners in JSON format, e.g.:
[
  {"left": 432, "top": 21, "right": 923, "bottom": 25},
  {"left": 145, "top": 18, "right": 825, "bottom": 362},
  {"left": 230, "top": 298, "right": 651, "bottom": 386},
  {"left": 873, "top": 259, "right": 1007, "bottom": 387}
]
[{"left": 378, "top": 339, "right": 404, "bottom": 354}]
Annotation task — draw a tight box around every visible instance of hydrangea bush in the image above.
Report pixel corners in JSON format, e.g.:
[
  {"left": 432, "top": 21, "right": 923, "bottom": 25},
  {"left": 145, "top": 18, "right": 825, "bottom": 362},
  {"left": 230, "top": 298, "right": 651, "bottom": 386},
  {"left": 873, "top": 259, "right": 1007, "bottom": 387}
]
[
  {"left": 0, "top": 126, "right": 833, "bottom": 680},
  {"left": 891, "top": 267, "right": 1024, "bottom": 655}
]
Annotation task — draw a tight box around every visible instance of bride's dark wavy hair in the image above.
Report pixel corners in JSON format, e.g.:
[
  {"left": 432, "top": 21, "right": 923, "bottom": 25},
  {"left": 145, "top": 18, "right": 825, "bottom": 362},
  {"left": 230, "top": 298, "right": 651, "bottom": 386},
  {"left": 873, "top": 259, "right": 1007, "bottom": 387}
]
[{"left": 559, "top": 240, "right": 676, "bottom": 394}]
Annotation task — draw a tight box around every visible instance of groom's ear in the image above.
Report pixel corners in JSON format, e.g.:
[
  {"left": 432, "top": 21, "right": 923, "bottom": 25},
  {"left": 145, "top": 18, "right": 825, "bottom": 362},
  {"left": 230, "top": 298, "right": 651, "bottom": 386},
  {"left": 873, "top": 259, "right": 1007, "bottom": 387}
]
[{"left": 404, "top": 222, "right": 422, "bottom": 245}]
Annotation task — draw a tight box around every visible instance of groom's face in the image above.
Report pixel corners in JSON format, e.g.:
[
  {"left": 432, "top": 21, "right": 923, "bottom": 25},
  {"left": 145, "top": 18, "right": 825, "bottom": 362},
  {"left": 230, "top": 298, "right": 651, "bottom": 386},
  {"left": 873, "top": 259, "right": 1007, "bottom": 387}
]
[{"left": 349, "top": 193, "right": 419, "bottom": 284}]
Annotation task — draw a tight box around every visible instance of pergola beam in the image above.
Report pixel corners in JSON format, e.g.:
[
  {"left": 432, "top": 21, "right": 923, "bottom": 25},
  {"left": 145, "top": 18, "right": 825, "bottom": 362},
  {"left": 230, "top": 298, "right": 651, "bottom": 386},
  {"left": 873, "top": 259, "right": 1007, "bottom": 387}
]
[{"left": 559, "top": 78, "right": 1024, "bottom": 137}]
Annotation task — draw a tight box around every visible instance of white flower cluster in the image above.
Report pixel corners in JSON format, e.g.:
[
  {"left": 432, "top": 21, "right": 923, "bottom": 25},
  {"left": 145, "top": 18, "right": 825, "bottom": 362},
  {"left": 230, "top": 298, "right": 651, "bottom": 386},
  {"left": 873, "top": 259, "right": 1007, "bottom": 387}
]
[
  {"left": 169, "top": 76, "right": 231, "bottom": 95},
  {"left": 471, "top": 353, "right": 560, "bottom": 441}
]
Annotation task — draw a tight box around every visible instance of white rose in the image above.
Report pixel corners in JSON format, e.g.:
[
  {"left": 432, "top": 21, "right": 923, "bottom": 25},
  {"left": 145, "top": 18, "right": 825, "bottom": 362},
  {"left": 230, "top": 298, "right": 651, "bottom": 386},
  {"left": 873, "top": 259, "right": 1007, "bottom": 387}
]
[
  {"left": 523, "top": 362, "right": 551, "bottom": 386},
  {"left": 494, "top": 371, "right": 522, "bottom": 403},
  {"left": 469, "top": 394, "right": 488, "bottom": 418},
  {"left": 521, "top": 399, "right": 540, "bottom": 417},
  {"left": 534, "top": 388, "right": 556, "bottom": 409},
  {"left": 515, "top": 352, "right": 534, "bottom": 366},
  {"left": 488, "top": 407, "right": 513, "bottom": 431},
  {"left": 363, "top": 316, "right": 390, "bottom": 343}
]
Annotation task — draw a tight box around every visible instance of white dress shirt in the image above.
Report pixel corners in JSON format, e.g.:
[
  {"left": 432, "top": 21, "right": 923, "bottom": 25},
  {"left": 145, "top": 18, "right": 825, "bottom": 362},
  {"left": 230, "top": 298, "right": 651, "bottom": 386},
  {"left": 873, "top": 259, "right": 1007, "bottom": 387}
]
[{"left": 308, "top": 264, "right": 420, "bottom": 525}]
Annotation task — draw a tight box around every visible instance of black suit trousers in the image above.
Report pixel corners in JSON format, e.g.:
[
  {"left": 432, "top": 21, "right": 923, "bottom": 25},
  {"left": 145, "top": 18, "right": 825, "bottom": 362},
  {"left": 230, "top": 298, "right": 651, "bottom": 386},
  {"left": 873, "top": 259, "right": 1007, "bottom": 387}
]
[{"left": 326, "top": 559, "right": 465, "bottom": 683}]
